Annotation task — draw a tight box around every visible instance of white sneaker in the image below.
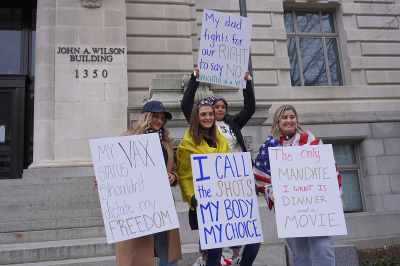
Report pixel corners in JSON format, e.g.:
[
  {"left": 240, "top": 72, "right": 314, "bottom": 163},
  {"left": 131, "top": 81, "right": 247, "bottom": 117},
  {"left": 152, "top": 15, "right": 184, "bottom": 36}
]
[
  {"left": 193, "top": 256, "right": 206, "bottom": 266},
  {"left": 230, "top": 254, "right": 242, "bottom": 266}
]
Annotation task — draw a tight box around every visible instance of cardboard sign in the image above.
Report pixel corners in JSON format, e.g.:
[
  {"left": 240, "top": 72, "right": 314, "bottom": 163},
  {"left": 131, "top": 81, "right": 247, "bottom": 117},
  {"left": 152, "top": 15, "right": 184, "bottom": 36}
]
[
  {"left": 269, "top": 145, "right": 347, "bottom": 238},
  {"left": 192, "top": 152, "right": 264, "bottom": 249},
  {"left": 89, "top": 133, "right": 180, "bottom": 244},
  {"left": 198, "top": 9, "right": 252, "bottom": 88}
]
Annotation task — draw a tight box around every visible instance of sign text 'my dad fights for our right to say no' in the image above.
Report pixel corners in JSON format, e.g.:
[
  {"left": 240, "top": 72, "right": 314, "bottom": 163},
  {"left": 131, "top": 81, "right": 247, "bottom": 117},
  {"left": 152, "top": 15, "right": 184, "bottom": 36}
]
[{"left": 197, "top": 9, "right": 252, "bottom": 89}]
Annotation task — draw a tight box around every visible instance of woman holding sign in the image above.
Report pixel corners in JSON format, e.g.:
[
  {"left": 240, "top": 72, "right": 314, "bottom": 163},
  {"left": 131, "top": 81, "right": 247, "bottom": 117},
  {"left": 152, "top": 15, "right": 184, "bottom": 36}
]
[
  {"left": 177, "top": 99, "right": 232, "bottom": 266},
  {"left": 253, "top": 104, "right": 342, "bottom": 266},
  {"left": 180, "top": 69, "right": 260, "bottom": 266},
  {"left": 100, "top": 101, "right": 182, "bottom": 266},
  {"left": 182, "top": 69, "right": 255, "bottom": 155}
]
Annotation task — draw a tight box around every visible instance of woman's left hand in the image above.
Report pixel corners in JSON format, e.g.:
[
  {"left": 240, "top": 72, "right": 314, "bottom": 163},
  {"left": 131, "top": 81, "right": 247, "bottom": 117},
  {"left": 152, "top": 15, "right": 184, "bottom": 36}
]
[
  {"left": 340, "top": 191, "right": 344, "bottom": 207},
  {"left": 168, "top": 173, "right": 176, "bottom": 185},
  {"left": 244, "top": 71, "right": 252, "bottom": 80}
]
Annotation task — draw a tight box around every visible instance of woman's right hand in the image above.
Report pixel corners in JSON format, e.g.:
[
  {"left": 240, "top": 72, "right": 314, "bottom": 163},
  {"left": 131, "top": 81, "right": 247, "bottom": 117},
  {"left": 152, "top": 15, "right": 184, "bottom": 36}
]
[
  {"left": 244, "top": 71, "right": 252, "bottom": 80},
  {"left": 269, "top": 191, "right": 275, "bottom": 202},
  {"left": 194, "top": 68, "right": 200, "bottom": 79},
  {"left": 93, "top": 179, "right": 98, "bottom": 188}
]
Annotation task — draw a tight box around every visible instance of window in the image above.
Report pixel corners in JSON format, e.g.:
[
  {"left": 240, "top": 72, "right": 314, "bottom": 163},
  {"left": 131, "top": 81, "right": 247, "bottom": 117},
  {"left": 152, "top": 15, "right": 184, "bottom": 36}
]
[
  {"left": 284, "top": 10, "right": 343, "bottom": 86},
  {"left": 332, "top": 144, "right": 363, "bottom": 212},
  {"left": 0, "top": 8, "right": 22, "bottom": 74}
]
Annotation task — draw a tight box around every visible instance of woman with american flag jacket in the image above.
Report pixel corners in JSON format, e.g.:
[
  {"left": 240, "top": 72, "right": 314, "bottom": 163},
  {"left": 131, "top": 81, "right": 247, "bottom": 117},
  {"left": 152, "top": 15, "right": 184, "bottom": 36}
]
[{"left": 253, "top": 104, "right": 342, "bottom": 266}]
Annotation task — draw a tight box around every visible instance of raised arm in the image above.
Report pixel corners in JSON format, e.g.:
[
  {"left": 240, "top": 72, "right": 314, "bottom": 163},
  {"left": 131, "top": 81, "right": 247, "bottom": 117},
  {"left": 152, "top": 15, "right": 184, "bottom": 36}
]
[
  {"left": 181, "top": 69, "right": 200, "bottom": 123},
  {"left": 231, "top": 71, "right": 256, "bottom": 129}
]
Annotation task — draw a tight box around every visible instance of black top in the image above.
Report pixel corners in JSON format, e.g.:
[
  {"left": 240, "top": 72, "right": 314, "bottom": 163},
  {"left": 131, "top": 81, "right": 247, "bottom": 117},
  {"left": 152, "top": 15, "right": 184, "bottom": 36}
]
[{"left": 181, "top": 73, "right": 256, "bottom": 152}]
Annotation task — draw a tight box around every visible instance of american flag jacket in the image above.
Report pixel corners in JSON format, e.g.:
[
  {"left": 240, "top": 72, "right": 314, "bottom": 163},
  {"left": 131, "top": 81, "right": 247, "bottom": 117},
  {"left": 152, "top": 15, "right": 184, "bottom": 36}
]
[{"left": 253, "top": 131, "right": 342, "bottom": 210}]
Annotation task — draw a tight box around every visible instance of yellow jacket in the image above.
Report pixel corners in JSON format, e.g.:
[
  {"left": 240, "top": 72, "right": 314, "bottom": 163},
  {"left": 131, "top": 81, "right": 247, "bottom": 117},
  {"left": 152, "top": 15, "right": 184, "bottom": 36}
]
[{"left": 177, "top": 128, "right": 231, "bottom": 210}]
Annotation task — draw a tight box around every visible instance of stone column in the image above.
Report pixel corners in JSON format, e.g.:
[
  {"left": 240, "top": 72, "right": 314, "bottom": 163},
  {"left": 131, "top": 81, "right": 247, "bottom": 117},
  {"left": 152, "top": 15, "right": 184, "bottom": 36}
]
[{"left": 30, "top": 0, "right": 128, "bottom": 169}]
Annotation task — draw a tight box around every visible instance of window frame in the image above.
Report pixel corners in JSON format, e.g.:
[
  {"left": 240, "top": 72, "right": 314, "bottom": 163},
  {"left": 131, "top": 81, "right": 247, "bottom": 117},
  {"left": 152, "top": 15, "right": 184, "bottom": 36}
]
[
  {"left": 285, "top": 9, "right": 344, "bottom": 87},
  {"left": 322, "top": 138, "right": 365, "bottom": 213}
]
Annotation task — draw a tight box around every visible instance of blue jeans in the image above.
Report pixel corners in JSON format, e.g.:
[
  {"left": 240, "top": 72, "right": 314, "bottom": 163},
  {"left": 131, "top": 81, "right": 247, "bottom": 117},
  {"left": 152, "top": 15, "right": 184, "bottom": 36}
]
[
  {"left": 154, "top": 231, "right": 178, "bottom": 266},
  {"left": 241, "top": 243, "right": 261, "bottom": 265},
  {"left": 286, "top": 236, "right": 335, "bottom": 266},
  {"left": 205, "top": 247, "right": 223, "bottom": 266},
  {"left": 200, "top": 243, "right": 260, "bottom": 265}
]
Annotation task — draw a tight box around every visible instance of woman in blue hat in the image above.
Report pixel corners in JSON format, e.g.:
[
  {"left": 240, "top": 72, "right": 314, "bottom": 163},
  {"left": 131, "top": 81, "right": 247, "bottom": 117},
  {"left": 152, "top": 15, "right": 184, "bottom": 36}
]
[{"left": 95, "top": 101, "right": 182, "bottom": 266}]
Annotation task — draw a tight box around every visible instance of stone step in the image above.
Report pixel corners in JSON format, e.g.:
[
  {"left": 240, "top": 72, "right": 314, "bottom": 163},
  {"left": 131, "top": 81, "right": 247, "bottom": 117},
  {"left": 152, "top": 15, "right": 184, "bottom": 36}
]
[
  {"left": 0, "top": 208, "right": 103, "bottom": 223},
  {"left": 0, "top": 175, "right": 94, "bottom": 185},
  {"left": 0, "top": 237, "right": 114, "bottom": 265},
  {"left": 0, "top": 226, "right": 105, "bottom": 245},
  {"left": 0, "top": 193, "right": 100, "bottom": 206},
  {"left": 21, "top": 167, "right": 95, "bottom": 179},
  {"left": 0, "top": 187, "right": 98, "bottom": 198},
  {"left": 0, "top": 239, "right": 278, "bottom": 265},
  {"left": 0, "top": 199, "right": 101, "bottom": 213},
  {"left": 0, "top": 216, "right": 104, "bottom": 233},
  {"left": 0, "top": 182, "right": 96, "bottom": 194},
  {"left": 9, "top": 256, "right": 117, "bottom": 266}
]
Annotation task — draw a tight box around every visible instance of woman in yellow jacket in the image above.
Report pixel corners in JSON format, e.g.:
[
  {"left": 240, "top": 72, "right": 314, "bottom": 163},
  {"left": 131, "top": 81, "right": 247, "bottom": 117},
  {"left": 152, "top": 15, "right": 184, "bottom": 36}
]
[{"left": 177, "top": 99, "right": 231, "bottom": 266}]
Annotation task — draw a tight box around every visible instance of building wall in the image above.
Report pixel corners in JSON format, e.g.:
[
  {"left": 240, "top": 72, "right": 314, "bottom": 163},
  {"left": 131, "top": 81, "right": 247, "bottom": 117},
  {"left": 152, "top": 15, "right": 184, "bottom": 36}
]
[
  {"left": 27, "top": 0, "right": 400, "bottom": 255},
  {"left": 32, "top": 0, "right": 128, "bottom": 168},
  {"left": 125, "top": 0, "right": 400, "bottom": 213},
  {"left": 125, "top": 0, "right": 194, "bottom": 105}
]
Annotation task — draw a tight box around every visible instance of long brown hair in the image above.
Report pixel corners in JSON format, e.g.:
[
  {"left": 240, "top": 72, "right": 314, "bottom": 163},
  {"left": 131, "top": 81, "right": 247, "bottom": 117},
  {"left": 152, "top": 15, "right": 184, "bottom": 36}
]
[
  {"left": 121, "top": 112, "right": 171, "bottom": 146},
  {"left": 270, "top": 105, "right": 305, "bottom": 139},
  {"left": 189, "top": 103, "right": 218, "bottom": 147}
]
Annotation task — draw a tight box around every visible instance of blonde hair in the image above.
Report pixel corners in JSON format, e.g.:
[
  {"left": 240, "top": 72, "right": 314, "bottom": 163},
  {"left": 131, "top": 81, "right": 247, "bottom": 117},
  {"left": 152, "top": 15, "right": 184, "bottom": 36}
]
[
  {"left": 270, "top": 105, "right": 305, "bottom": 139},
  {"left": 121, "top": 112, "right": 171, "bottom": 145}
]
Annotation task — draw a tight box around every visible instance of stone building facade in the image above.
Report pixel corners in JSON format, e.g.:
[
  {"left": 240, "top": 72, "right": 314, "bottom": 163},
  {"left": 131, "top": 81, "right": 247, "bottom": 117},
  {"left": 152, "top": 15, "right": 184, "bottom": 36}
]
[{"left": 1, "top": 0, "right": 399, "bottom": 265}]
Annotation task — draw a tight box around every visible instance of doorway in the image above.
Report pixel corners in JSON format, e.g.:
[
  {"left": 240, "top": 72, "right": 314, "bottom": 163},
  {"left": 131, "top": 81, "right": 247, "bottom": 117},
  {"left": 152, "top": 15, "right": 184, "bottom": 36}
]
[{"left": 0, "top": 0, "right": 36, "bottom": 179}]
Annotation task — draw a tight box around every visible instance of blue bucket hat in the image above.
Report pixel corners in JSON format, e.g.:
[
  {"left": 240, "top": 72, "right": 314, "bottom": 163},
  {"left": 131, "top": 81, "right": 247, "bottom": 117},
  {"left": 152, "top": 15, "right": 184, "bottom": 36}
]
[{"left": 141, "top": 101, "right": 172, "bottom": 120}]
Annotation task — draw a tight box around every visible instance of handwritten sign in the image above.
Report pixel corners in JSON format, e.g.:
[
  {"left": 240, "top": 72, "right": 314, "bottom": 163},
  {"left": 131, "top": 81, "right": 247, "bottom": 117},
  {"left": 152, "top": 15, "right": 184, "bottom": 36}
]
[
  {"left": 89, "top": 133, "right": 180, "bottom": 244},
  {"left": 269, "top": 145, "right": 347, "bottom": 238},
  {"left": 192, "top": 152, "right": 264, "bottom": 249},
  {"left": 198, "top": 9, "right": 252, "bottom": 88}
]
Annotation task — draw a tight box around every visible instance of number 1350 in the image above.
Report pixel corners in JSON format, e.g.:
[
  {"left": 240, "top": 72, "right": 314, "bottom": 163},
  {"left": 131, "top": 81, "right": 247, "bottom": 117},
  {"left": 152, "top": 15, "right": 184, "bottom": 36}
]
[{"left": 75, "top": 69, "right": 108, "bottom": 78}]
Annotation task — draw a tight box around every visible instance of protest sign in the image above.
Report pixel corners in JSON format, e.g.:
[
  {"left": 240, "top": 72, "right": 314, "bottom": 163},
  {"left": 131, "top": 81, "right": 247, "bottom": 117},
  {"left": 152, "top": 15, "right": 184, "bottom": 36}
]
[
  {"left": 192, "top": 152, "right": 264, "bottom": 249},
  {"left": 89, "top": 133, "right": 180, "bottom": 244},
  {"left": 197, "top": 9, "right": 252, "bottom": 88},
  {"left": 269, "top": 145, "right": 347, "bottom": 238}
]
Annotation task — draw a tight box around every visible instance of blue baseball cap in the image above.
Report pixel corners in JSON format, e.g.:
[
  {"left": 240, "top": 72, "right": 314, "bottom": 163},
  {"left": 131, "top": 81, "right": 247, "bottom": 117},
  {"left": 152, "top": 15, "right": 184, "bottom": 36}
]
[{"left": 141, "top": 100, "right": 172, "bottom": 120}]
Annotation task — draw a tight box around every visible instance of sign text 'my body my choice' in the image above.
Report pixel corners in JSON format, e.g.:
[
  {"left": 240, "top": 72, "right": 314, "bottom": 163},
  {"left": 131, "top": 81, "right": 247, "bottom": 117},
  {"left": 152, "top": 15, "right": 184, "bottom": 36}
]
[{"left": 192, "top": 152, "right": 264, "bottom": 249}]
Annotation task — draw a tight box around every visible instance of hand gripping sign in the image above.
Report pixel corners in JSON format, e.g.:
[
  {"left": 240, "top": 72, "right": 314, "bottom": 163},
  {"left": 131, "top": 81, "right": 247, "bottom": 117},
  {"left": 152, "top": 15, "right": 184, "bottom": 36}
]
[
  {"left": 192, "top": 152, "right": 264, "bottom": 249},
  {"left": 268, "top": 145, "right": 347, "bottom": 238},
  {"left": 197, "top": 9, "right": 252, "bottom": 89},
  {"left": 89, "top": 133, "right": 180, "bottom": 244}
]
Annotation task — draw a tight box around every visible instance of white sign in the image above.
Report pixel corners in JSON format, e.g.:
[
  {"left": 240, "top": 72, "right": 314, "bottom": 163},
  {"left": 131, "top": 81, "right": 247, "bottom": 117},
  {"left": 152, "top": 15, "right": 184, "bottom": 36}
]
[
  {"left": 198, "top": 9, "right": 252, "bottom": 88},
  {"left": 0, "top": 125, "right": 5, "bottom": 143},
  {"left": 269, "top": 145, "right": 347, "bottom": 238},
  {"left": 89, "top": 133, "right": 180, "bottom": 244},
  {"left": 192, "top": 152, "right": 264, "bottom": 249}
]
